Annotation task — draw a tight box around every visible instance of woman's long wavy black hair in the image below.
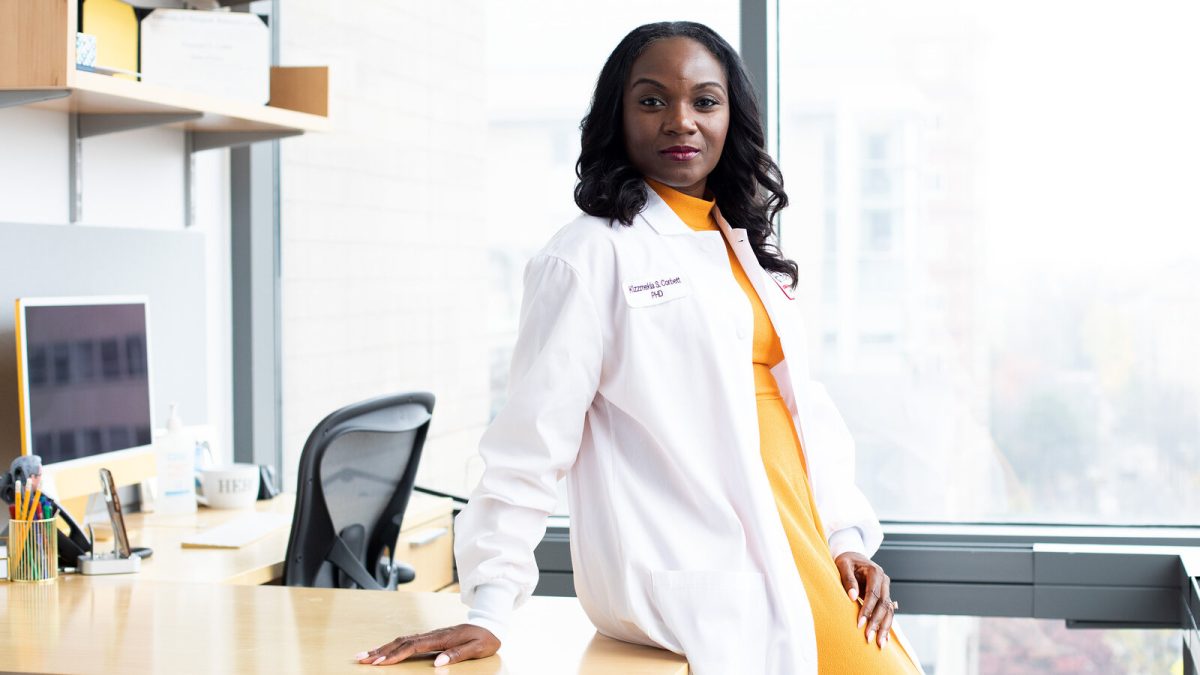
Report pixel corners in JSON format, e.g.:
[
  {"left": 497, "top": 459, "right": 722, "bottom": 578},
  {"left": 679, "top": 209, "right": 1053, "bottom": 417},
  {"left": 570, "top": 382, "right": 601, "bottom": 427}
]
[{"left": 574, "top": 21, "right": 798, "bottom": 288}]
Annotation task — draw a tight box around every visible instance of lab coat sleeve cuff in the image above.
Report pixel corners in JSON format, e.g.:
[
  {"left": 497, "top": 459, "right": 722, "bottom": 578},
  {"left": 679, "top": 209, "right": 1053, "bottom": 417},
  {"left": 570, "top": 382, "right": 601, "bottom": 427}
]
[
  {"left": 464, "top": 580, "right": 520, "bottom": 643},
  {"left": 828, "top": 527, "right": 868, "bottom": 559}
]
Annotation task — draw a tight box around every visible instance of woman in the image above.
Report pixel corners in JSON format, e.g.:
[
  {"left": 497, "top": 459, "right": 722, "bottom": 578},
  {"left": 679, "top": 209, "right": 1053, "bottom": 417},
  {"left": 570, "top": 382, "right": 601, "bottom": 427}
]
[{"left": 358, "top": 21, "right": 921, "bottom": 674}]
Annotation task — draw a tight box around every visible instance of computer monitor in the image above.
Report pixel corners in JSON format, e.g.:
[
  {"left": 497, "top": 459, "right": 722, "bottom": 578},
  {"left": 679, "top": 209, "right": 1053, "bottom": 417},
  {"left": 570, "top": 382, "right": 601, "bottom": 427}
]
[{"left": 14, "top": 296, "right": 157, "bottom": 499}]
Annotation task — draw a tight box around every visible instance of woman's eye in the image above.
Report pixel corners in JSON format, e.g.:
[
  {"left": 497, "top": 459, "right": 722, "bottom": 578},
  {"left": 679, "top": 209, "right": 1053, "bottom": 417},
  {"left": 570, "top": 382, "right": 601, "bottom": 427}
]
[
  {"left": 639, "top": 97, "right": 665, "bottom": 107},
  {"left": 696, "top": 97, "right": 720, "bottom": 109}
]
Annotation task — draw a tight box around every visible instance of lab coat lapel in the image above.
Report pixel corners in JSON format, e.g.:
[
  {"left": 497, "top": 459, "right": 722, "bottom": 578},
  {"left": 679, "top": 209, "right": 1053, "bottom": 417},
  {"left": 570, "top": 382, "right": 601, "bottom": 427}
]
[
  {"left": 711, "top": 204, "right": 822, "bottom": 670},
  {"left": 712, "top": 205, "right": 809, "bottom": 389}
]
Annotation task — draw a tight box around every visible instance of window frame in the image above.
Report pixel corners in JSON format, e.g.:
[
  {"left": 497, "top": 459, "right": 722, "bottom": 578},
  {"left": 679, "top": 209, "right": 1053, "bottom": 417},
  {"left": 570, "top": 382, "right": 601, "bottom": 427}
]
[{"left": 533, "top": 518, "right": 1200, "bottom": 629}]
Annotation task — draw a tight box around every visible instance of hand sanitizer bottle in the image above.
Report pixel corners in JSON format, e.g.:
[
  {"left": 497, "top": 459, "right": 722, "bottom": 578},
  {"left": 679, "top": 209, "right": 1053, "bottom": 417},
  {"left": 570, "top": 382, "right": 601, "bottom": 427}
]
[{"left": 155, "top": 403, "right": 197, "bottom": 514}]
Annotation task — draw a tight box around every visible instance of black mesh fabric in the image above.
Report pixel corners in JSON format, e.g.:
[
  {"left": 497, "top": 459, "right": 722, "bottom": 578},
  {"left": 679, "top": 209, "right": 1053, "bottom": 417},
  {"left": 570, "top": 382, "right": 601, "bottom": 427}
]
[
  {"left": 282, "top": 392, "right": 434, "bottom": 589},
  {"left": 321, "top": 429, "right": 417, "bottom": 539}
]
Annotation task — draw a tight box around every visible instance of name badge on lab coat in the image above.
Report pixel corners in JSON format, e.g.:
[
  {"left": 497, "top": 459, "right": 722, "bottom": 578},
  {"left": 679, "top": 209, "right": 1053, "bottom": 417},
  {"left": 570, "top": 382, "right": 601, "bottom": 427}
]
[{"left": 622, "top": 273, "right": 689, "bottom": 308}]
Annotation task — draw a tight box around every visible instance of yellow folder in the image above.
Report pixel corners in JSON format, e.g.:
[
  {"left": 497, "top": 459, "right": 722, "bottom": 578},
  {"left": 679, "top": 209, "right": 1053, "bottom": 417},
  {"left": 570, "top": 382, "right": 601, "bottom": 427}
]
[{"left": 82, "top": 0, "right": 139, "bottom": 80}]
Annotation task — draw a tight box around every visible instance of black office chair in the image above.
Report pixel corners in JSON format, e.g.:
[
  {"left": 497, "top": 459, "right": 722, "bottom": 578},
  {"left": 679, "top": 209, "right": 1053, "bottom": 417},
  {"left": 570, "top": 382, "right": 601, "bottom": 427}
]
[{"left": 282, "top": 391, "right": 434, "bottom": 590}]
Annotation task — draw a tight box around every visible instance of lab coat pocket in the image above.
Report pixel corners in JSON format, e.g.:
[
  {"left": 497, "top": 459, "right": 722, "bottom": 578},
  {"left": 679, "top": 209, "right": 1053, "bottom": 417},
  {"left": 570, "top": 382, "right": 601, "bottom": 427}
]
[{"left": 650, "top": 569, "right": 771, "bottom": 675}]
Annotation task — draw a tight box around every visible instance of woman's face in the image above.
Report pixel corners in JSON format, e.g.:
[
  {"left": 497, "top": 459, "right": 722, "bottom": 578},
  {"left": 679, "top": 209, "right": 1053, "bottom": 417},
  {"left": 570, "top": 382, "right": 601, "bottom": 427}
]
[{"left": 622, "top": 37, "right": 730, "bottom": 199}]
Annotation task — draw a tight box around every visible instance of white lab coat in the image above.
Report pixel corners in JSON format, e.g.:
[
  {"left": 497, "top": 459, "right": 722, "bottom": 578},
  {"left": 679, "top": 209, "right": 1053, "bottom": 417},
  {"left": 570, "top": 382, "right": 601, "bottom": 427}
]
[{"left": 455, "top": 184, "right": 915, "bottom": 674}]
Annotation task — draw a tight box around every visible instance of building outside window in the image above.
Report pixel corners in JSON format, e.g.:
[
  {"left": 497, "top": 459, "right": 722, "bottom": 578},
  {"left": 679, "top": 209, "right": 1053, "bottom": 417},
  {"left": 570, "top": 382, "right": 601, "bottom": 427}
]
[{"left": 780, "top": 0, "right": 1200, "bottom": 670}]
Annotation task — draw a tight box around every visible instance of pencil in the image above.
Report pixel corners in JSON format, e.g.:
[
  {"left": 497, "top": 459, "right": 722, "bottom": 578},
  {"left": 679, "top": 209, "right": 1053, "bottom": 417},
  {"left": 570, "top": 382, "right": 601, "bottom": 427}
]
[
  {"left": 11, "top": 483, "right": 33, "bottom": 574},
  {"left": 28, "top": 487, "right": 42, "bottom": 522},
  {"left": 10, "top": 483, "right": 21, "bottom": 571},
  {"left": 10, "top": 517, "right": 26, "bottom": 574}
]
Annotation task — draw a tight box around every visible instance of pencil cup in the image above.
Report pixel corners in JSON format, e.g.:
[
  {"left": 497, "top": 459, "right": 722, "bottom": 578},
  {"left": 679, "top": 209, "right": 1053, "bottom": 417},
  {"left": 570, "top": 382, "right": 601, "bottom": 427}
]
[{"left": 8, "top": 518, "right": 58, "bottom": 583}]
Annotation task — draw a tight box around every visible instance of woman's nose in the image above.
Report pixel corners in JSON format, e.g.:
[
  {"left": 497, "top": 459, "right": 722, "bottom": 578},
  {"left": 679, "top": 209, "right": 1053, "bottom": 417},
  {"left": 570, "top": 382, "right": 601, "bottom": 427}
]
[{"left": 662, "top": 103, "right": 698, "bottom": 135}]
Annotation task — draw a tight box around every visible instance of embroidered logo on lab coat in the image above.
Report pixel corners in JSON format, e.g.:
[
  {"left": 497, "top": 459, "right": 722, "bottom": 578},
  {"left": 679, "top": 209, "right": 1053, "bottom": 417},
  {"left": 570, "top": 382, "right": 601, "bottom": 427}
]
[
  {"left": 622, "top": 273, "right": 690, "bottom": 307},
  {"left": 770, "top": 272, "right": 796, "bottom": 300}
]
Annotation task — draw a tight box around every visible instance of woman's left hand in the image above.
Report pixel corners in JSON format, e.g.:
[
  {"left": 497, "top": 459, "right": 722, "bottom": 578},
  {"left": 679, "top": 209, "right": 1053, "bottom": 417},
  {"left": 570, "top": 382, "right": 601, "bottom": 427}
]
[{"left": 834, "top": 551, "right": 896, "bottom": 649}]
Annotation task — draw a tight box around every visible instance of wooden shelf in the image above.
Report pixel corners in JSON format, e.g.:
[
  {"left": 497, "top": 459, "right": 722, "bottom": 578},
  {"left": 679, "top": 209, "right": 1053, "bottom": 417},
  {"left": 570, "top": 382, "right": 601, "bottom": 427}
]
[
  {"left": 0, "top": 0, "right": 328, "bottom": 138},
  {"left": 22, "top": 69, "right": 331, "bottom": 134}
]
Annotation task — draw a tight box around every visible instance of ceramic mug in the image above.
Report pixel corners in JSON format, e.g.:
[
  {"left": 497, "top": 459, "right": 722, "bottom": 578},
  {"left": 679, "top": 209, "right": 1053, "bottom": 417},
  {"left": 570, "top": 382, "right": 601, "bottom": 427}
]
[{"left": 196, "top": 464, "right": 260, "bottom": 509}]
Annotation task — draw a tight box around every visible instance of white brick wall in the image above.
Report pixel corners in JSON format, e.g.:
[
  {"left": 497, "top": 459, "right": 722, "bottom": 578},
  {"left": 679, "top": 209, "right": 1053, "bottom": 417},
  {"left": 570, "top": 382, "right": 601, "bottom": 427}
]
[{"left": 279, "top": 2, "right": 489, "bottom": 493}]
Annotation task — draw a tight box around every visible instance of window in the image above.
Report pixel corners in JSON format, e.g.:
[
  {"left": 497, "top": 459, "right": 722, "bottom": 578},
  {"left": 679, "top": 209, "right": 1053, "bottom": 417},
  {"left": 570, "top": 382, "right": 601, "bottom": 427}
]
[
  {"left": 28, "top": 345, "right": 47, "bottom": 387},
  {"left": 864, "top": 132, "right": 890, "bottom": 162},
  {"left": 100, "top": 338, "right": 121, "bottom": 380},
  {"left": 903, "top": 615, "right": 1182, "bottom": 674},
  {"left": 862, "top": 167, "right": 891, "bottom": 197},
  {"left": 780, "top": 2, "right": 1200, "bottom": 669},
  {"left": 52, "top": 342, "right": 71, "bottom": 385},
  {"left": 862, "top": 209, "right": 894, "bottom": 251},
  {"left": 780, "top": 0, "right": 1200, "bottom": 527},
  {"left": 125, "top": 335, "right": 147, "bottom": 377},
  {"left": 74, "top": 341, "right": 96, "bottom": 382}
]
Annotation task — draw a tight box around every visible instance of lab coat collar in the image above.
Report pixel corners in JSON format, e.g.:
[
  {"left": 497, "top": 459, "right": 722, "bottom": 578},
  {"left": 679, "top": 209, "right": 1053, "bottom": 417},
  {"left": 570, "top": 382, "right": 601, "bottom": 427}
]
[
  {"left": 637, "top": 180, "right": 703, "bottom": 236},
  {"left": 638, "top": 179, "right": 754, "bottom": 245},
  {"left": 711, "top": 203, "right": 748, "bottom": 246}
]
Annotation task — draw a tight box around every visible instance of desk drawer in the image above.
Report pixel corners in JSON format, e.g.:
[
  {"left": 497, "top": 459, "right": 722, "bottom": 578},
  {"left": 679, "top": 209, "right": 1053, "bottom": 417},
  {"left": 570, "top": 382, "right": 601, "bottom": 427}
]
[{"left": 395, "top": 513, "right": 454, "bottom": 592}]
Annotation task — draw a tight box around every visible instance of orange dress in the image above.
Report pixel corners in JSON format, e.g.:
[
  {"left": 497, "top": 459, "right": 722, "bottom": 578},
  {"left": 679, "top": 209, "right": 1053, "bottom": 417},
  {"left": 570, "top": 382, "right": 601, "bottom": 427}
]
[{"left": 648, "top": 179, "right": 919, "bottom": 674}]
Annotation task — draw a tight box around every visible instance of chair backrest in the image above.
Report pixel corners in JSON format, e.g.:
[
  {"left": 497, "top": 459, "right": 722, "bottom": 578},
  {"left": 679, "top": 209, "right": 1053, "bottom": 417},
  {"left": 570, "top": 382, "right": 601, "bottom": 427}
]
[{"left": 282, "top": 391, "right": 434, "bottom": 589}]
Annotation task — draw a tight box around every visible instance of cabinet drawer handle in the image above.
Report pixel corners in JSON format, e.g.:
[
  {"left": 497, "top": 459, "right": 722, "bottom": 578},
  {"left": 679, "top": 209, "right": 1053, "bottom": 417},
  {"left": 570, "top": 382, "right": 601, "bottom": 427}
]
[{"left": 405, "top": 527, "right": 449, "bottom": 547}]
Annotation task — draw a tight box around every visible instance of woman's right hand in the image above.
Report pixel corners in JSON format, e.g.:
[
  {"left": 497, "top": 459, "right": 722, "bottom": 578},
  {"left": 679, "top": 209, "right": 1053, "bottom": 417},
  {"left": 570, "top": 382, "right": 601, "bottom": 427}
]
[{"left": 354, "top": 624, "right": 500, "bottom": 667}]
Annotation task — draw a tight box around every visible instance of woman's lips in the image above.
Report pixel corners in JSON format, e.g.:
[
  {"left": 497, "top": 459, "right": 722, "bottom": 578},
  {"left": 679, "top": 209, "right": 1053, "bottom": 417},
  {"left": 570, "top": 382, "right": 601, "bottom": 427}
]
[{"left": 660, "top": 147, "right": 700, "bottom": 162}]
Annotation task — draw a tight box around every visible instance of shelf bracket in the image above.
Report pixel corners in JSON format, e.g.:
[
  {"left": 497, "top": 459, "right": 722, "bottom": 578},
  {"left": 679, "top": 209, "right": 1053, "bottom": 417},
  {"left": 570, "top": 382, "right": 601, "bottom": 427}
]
[
  {"left": 191, "top": 130, "right": 303, "bottom": 152},
  {"left": 0, "top": 89, "right": 70, "bottom": 109},
  {"left": 69, "top": 112, "right": 81, "bottom": 223},
  {"left": 77, "top": 112, "right": 204, "bottom": 138},
  {"left": 184, "top": 131, "right": 195, "bottom": 228}
]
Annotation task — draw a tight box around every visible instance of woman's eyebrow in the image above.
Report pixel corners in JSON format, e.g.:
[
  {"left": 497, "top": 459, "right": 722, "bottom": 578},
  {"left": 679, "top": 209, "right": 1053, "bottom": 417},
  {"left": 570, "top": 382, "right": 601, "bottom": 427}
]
[{"left": 630, "top": 77, "right": 727, "bottom": 95}]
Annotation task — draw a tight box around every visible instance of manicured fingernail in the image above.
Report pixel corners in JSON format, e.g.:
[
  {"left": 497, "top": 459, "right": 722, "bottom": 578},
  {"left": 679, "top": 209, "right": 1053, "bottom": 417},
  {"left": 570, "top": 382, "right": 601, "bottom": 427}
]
[
  {"left": 353, "top": 652, "right": 369, "bottom": 660},
  {"left": 371, "top": 656, "right": 385, "bottom": 665},
  {"left": 867, "top": 629, "right": 876, "bottom": 643},
  {"left": 434, "top": 653, "right": 450, "bottom": 667},
  {"left": 882, "top": 635, "right": 889, "bottom": 648},
  {"left": 848, "top": 588, "right": 858, "bottom": 602},
  {"left": 858, "top": 615, "right": 866, "bottom": 629}
]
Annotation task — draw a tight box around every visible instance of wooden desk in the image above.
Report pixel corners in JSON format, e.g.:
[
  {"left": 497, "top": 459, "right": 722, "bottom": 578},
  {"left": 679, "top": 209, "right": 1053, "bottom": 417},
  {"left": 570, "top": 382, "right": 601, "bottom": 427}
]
[
  {"left": 111, "top": 493, "right": 453, "bottom": 586},
  {"left": 1, "top": 578, "right": 689, "bottom": 674},
  {"left": 118, "top": 494, "right": 297, "bottom": 585}
]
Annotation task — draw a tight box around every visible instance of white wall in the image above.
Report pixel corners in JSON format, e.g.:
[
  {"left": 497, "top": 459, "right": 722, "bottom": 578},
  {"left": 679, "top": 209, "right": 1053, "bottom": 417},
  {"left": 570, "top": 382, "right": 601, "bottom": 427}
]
[
  {"left": 278, "top": 2, "right": 490, "bottom": 493},
  {"left": 0, "top": 100, "right": 235, "bottom": 467},
  {"left": 0, "top": 107, "right": 70, "bottom": 224}
]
